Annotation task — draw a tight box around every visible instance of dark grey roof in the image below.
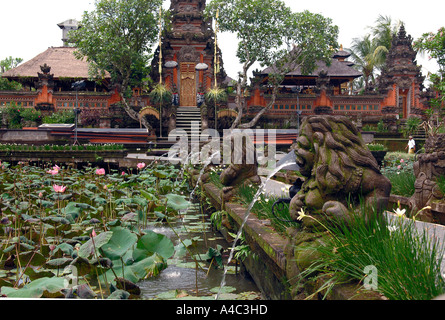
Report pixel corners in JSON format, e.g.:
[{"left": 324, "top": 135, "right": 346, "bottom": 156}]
[{"left": 261, "top": 58, "right": 362, "bottom": 78}]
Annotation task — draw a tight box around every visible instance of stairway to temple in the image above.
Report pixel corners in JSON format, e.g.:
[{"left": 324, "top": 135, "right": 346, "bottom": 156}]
[
  {"left": 413, "top": 126, "right": 427, "bottom": 140},
  {"left": 175, "top": 106, "right": 202, "bottom": 138}
]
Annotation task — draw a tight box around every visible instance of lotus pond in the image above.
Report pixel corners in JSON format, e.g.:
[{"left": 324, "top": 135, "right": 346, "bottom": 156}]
[{"left": 0, "top": 161, "right": 261, "bottom": 300}]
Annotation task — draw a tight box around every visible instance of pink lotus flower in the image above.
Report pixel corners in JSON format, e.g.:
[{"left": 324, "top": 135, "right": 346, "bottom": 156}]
[
  {"left": 91, "top": 229, "right": 97, "bottom": 238},
  {"left": 397, "top": 165, "right": 402, "bottom": 170},
  {"left": 53, "top": 184, "right": 66, "bottom": 193},
  {"left": 121, "top": 171, "right": 126, "bottom": 176},
  {"left": 96, "top": 168, "right": 106, "bottom": 175},
  {"left": 47, "top": 165, "right": 61, "bottom": 175},
  {"left": 400, "top": 159, "right": 404, "bottom": 163},
  {"left": 137, "top": 162, "right": 146, "bottom": 170}
]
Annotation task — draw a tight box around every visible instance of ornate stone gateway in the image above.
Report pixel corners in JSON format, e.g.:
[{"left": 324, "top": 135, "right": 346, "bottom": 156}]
[{"left": 180, "top": 62, "right": 197, "bottom": 106}]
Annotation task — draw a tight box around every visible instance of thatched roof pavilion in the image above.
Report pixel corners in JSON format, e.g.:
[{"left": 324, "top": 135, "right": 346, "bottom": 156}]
[{"left": 2, "top": 47, "right": 110, "bottom": 91}]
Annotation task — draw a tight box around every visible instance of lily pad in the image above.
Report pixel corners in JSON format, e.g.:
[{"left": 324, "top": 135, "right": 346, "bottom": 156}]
[
  {"left": 78, "top": 231, "right": 113, "bottom": 259},
  {"left": 133, "top": 231, "right": 174, "bottom": 261},
  {"left": 107, "top": 289, "right": 130, "bottom": 300},
  {"left": 101, "top": 227, "right": 138, "bottom": 260},
  {"left": 2, "top": 277, "right": 66, "bottom": 298},
  {"left": 46, "top": 257, "right": 73, "bottom": 268},
  {"left": 165, "top": 194, "right": 190, "bottom": 211},
  {"left": 210, "top": 286, "right": 237, "bottom": 294},
  {"left": 16, "top": 251, "right": 46, "bottom": 267}
]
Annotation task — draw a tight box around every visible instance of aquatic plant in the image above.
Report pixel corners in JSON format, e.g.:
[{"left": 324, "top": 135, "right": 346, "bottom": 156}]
[
  {"left": 0, "top": 161, "right": 187, "bottom": 299},
  {"left": 295, "top": 203, "right": 445, "bottom": 300}
]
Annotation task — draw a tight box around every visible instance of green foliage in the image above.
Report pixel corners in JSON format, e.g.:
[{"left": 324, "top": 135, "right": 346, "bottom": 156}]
[
  {"left": 414, "top": 27, "right": 445, "bottom": 125},
  {"left": 205, "top": 86, "right": 228, "bottom": 105},
  {"left": 20, "top": 108, "right": 42, "bottom": 122},
  {"left": 381, "top": 152, "right": 416, "bottom": 197},
  {"left": 435, "top": 175, "right": 445, "bottom": 196},
  {"left": 70, "top": 0, "right": 162, "bottom": 90},
  {"left": 403, "top": 116, "right": 423, "bottom": 137},
  {"left": 366, "top": 143, "right": 386, "bottom": 151},
  {"left": 0, "top": 56, "right": 23, "bottom": 91},
  {"left": 205, "top": 0, "right": 338, "bottom": 128},
  {"left": 2, "top": 103, "right": 41, "bottom": 129},
  {"left": 349, "top": 16, "right": 401, "bottom": 91},
  {"left": 42, "top": 110, "right": 75, "bottom": 124},
  {"left": 298, "top": 206, "right": 445, "bottom": 300},
  {"left": 149, "top": 83, "right": 173, "bottom": 106}
]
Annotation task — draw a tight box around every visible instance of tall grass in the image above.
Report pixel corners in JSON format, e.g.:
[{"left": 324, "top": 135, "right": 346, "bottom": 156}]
[
  {"left": 385, "top": 171, "right": 416, "bottom": 197},
  {"left": 297, "top": 206, "right": 445, "bottom": 300},
  {"left": 235, "top": 183, "right": 298, "bottom": 234},
  {"left": 382, "top": 152, "right": 416, "bottom": 197}
]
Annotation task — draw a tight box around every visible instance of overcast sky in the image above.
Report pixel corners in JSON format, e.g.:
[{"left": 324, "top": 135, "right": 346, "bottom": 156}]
[{"left": 1, "top": 0, "right": 443, "bottom": 80}]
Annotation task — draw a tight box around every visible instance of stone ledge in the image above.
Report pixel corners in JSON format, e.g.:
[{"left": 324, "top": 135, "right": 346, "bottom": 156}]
[{"left": 202, "top": 181, "right": 384, "bottom": 300}]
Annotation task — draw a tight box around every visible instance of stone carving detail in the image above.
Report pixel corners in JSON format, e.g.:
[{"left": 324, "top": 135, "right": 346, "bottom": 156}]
[
  {"left": 220, "top": 132, "right": 261, "bottom": 202},
  {"left": 289, "top": 115, "right": 392, "bottom": 227},
  {"left": 36, "top": 63, "right": 54, "bottom": 90},
  {"left": 177, "top": 45, "right": 200, "bottom": 63},
  {"left": 409, "top": 134, "right": 445, "bottom": 222},
  {"left": 377, "top": 25, "right": 425, "bottom": 94}
]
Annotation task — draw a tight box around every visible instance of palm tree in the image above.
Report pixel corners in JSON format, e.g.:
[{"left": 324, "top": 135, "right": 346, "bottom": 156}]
[
  {"left": 370, "top": 15, "right": 403, "bottom": 71},
  {"left": 348, "top": 15, "right": 402, "bottom": 92},
  {"left": 349, "top": 35, "right": 385, "bottom": 92}
]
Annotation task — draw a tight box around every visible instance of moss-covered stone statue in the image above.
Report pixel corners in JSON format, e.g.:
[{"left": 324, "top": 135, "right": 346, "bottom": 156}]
[
  {"left": 285, "top": 116, "right": 391, "bottom": 299},
  {"left": 220, "top": 131, "right": 261, "bottom": 202},
  {"left": 409, "top": 133, "right": 445, "bottom": 222},
  {"left": 289, "top": 115, "right": 392, "bottom": 227}
]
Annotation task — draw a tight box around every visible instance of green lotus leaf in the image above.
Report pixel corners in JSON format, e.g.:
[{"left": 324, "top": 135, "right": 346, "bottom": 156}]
[
  {"left": 69, "top": 257, "right": 92, "bottom": 276},
  {"left": 107, "top": 289, "right": 130, "bottom": 300},
  {"left": 133, "top": 231, "right": 174, "bottom": 262},
  {"left": 100, "top": 227, "right": 138, "bottom": 260},
  {"left": 24, "top": 268, "right": 55, "bottom": 281},
  {"left": 131, "top": 253, "right": 167, "bottom": 279},
  {"left": 140, "top": 190, "right": 157, "bottom": 201},
  {"left": 55, "top": 243, "right": 74, "bottom": 257},
  {"left": 2, "top": 277, "right": 66, "bottom": 298},
  {"left": 16, "top": 251, "right": 46, "bottom": 267},
  {"left": 46, "top": 257, "right": 73, "bottom": 268},
  {"left": 42, "top": 216, "right": 71, "bottom": 225},
  {"left": 78, "top": 231, "right": 113, "bottom": 259},
  {"left": 165, "top": 194, "right": 190, "bottom": 211},
  {"left": 153, "top": 170, "right": 168, "bottom": 179},
  {"left": 1, "top": 286, "right": 43, "bottom": 298}
]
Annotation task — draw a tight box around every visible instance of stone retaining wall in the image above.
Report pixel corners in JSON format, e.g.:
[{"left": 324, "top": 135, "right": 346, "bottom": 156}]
[{"left": 202, "top": 181, "right": 384, "bottom": 300}]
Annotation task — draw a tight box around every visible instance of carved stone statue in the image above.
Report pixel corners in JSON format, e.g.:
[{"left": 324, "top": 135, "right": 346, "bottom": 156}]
[
  {"left": 409, "top": 133, "right": 445, "bottom": 222},
  {"left": 220, "top": 132, "right": 261, "bottom": 202},
  {"left": 289, "top": 115, "right": 392, "bottom": 227}
]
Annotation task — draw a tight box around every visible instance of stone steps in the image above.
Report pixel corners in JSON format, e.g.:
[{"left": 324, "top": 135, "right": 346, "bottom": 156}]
[{"left": 176, "top": 106, "right": 201, "bottom": 138}]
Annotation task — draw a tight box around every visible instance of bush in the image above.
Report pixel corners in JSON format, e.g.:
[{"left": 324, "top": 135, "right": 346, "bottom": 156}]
[
  {"left": 381, "top": 152, "right": 416, "bottom": 197},
  {"left": 367, "top": 143, "right": 387, "bottom": 151},
  {"left": 43, "top": 110, "right": 75, "bottom": 124},
  {"left": 20, "top": 108, "right": 41, "bottom": 122}
]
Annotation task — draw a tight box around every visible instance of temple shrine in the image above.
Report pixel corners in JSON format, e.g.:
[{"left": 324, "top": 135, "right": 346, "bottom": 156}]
[{"left": 0, "top": 0, "right": 434, "bottom": 139}]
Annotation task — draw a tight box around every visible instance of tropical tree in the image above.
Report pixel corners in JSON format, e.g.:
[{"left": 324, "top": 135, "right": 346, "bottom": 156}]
[
  {"left": 349, "top": 35, "right": 385, "bottom": 92},
  {"left": 205, "top": 0, "right": 338, "bottom": 129},
  {"left": 414, "top": 27, "right": 445, "bottom": 128},
  {"left": 370, "top": 15, "right": 403, "bottom": 64},
  {"left": 349, "top": 15, "right": 402, "bottom": 92},
  {"left": 69, "top": 0, "right": 163, "bottom": 130},
  {"left": 0, "top": 56, "right": 23, "bottom": 91}
]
